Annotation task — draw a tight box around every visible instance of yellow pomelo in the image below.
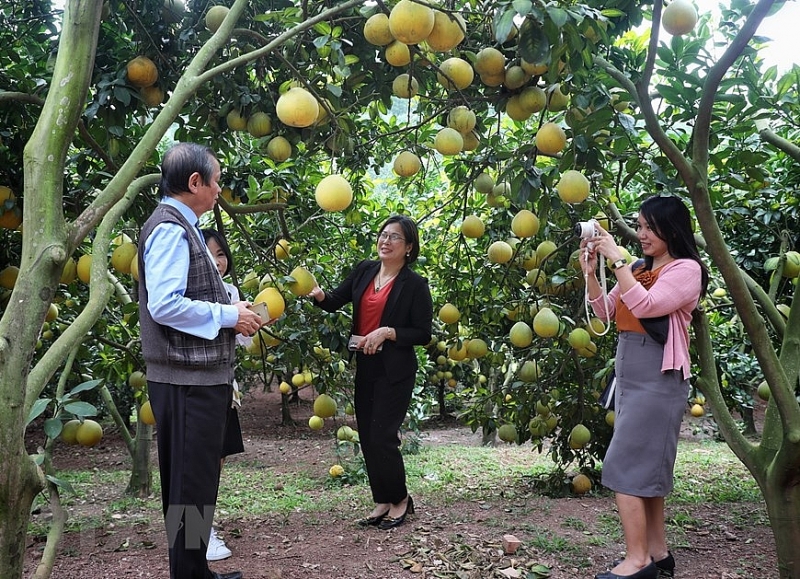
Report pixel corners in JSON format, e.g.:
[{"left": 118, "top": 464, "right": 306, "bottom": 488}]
[
  {"left": 426, "top": 11, "right": 466, "bottom": 51},
  {"left": 474, "top": 173, "right": 495, "bottom": 194},
  {"left": 535, "top": 240, "right": 557, "bottom": 263},
  {"left": 437, "top": 57, "right": 474, "bottom": 90},
  {"left": 520, "top": 59, "right": 548, "bottom": 75},
  {"left": 315, "top": 174, "right": 353, "bottom": 212},
  {"left": 45, "top": 302, "right": 58, "bottom": 323},
  {"left": 504, "top": 65, "right": 529, "bottom": 90},
  {"left": 313, "top": 393, "right": 337, "bottom": 418},
  {"left": 782, "top": 251, "right": 800, "bottom": 277},
  {"left": 225, "top": 108, "right": 247, "bottom": 131},
  {"left": 662, "top": 0, "right": 698, "bottom": 36},
  {"left": 60, "top": 258, "right": 77, "bottom": 285},
  {"left": 0, "top": 206, "right": 22, "bottom": 230},
  {"left": 434, "top": 127, "right": 463, "bottom": 155},
  {"left": 274, "top": 238, "right": 291, "bottom": 260},
  {"left": 690, "top": 403, "right": 704, "bottom": 417},
  {"left": 393, "top": 151, "right": 422, "bottom": 177},
  {"left": 279, "top": 381, "right": 292, "bottom": 395},
  {"left": 466, "top": 338, "right": 488, "bottom": 358},
  {"left": 140, "top": 85, "right": 164, "bottom": 107},
  {"left": 363, "top": 13, "right": 394, "bottom": 46},
  {"left": 266, "top": 136, "right": 292, "bottom": 162},
  {"left": 76, "top": 419, "right": 103, "bottom": 447},
  {"left": 447, "top": 106, "right": 476, "bottom": 134},
  {"left": 329, "top": 464, "right": 345, "bottom": 477},
  {"left": 505, "top": 95, "right": 532, "bottom": 122},
  {"left": 594, "top": 211, "right": 611, "bottom": 230},
  {"left": 205, "top": 5, "right": 229, "bottom": 33},
  {"left": 126, "top": 56, "right": 158, "bottom": 88},
  {"left": 438, "top": 302, "right": 460, "bottom": 324},
  {"left": 498, "top": 424, "right": 517, "bottom": 443},
  {"left": 462, "top": 131, "right": 480, "bottom": 151},
  {"left": 518, "top": 359, "right": 539, "bottom": 382},
  {"left": 547, "top": 85, "right": 570, "bottom": 111},
  {"left": 254, "top": 286, "right": 286, "bottom": 320},
  {"left": 509, "top": 321, "right": 533, "bottom": 348},
  {"left": 571, "top": 473, "right": 592, "bottom": 494},
  {"left": 276, "top": 88, "right": 319, "bottom": 128},
  {"left": 247, "top": 112, "right": 272, "bottom": 137},
  {"left": 129, "top": 370, "right": 147, "bottom": 390},
  {"left": 480, "top": 72, "right": 505, "bottom": 87},
  {"left": 488, "top": 240, "right": 513, "bottom": 264},
  {"left": 511, "top": 209, "right": 540, "bottom": 238},
  {"left": 388, "top": 0, "right": 435, "bottom": 45},
  {"left": 308, "top": 415, "right": 324, "bottom": 430},
  {"left": 385, "top": 40, "right": 411, "bottom": 66},
  {"left": 461, "top": 215, "right": 485, "bottom": 238},
  {"left": 535, "top": 122, "right": 567, "bottom": 155},
  {"left": 557, "top": 170, "right": 590, "bottom": 203},
  {"left": 291, "top": 373, "right": 305, "bottom": 387},
  {"left": 519, "top": 86, "right": 547, "bottom": 114},
  {"left": 61, "top": 419, "right": 82, "bottom": 445},
  {"left": 567, "top": 327, "right": 592, "bottom": 349},
  {"left": 586, "top": 317, "right": 606, "bottom": 338},
  {"left": 448, "top": 342, "right": 468, "bottom": 361},
  {"left": 474, "top": 47, "right": 505, "bottom": 76},
  {"left": 392, "top": 73, "right": 419, "bottom": 98},
  {"left": 77, "top": 254, "right": 92, "bottom": 284},
  {"left": 526, "top": 268, "right": 546, "bottom": 290},
  {"left": 533, "top": 307, "right": 560, "bottom": 338},
  {"left": 288, "top": 266, "right": 316, "bottom": 296},
  {"left": 568, "top": 423, "right": 591, "bottom": 449},
  {"left": 111, "top": 241, "right": 137, "bottom": 274},
  {"left": 605, "top": 410, "right": 615, "bottom": 427},
  {"left": 139, "top": 400, "right": 156, "bottom": 425}
]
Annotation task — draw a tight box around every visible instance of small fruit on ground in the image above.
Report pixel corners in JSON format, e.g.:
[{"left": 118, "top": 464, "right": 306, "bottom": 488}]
[
  {"left": 690, "top": 403, "right": 704, "bottom": 417},
  {"left": 329, "top": 464, "right": 345, "bottom": 477},
  {"left": 571, "top": 473, "right": 592, "bottom": 494},
  {"left": 313, "top": 393, "right": 337, "bottom": 418}
]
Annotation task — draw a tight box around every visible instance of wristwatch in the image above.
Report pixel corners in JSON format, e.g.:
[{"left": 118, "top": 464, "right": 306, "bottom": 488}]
[{"left": 611, "top": 258, "right": 628, "bottom": 270}]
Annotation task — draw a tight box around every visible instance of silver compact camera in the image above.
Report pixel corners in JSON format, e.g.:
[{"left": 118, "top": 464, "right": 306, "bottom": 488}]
[{"left": 574, "top": 219, "right": 600, "bottom": 240}]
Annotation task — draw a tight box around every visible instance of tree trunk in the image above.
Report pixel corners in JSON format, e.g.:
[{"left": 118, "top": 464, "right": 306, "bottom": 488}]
[
  {"left": 126, "top": 420, "right": 153, "bottom": 497},
  {"left": 763, "top": 471, "right": 800, "bottom": 579}
]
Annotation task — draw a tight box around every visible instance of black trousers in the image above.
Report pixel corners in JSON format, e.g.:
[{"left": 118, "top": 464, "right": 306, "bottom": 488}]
[
  {"left": 149, "top": 381, "right": 231, "bottom": 579},
  {"left": 354, "top": 355, "right": 414, "bottom": 505}
]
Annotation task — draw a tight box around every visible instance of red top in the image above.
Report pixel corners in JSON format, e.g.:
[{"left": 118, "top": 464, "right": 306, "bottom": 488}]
[{"left": 356, "top": 277, "right": 396, "bottom": 335}]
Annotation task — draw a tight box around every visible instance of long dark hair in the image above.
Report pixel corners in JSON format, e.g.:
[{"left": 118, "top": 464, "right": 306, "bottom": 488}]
[
  {"left": 159, "top": 142, "right": 218, "bottom": 198},
  {"left": 379, "top": 214, "right": 421, "bottom": 264},
  {"left": 639, "top": 195, "right": 709, "bottom": 296},
  {"left": 201, "top": 228, "right": 233, "bottom": 276}
]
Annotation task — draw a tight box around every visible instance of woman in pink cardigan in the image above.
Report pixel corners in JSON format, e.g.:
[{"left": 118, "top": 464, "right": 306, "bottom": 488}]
[{"left": 581, "top": 196, "right": 708, "bottom": 579}]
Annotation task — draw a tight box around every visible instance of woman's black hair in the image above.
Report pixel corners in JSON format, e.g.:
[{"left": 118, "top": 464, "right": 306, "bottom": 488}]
[
  {"left": 379, "top": 214, "right": 420, "bottom": 264},
  {"left": 159, "top": 142, "right": 218, "bottom": 198},
  {"left": 639, "top": 195, "right": 709, "bottom": 296},
  {"left": 201, "top": 228, "right": 233, "bottom": 277}
]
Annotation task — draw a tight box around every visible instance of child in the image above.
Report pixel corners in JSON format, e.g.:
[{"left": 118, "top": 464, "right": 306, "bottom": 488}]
[{"left": 201, "top": 228, "right": 250, "bottom": 561}]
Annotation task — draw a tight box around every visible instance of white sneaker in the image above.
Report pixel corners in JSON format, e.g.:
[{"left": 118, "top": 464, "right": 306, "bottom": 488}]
[{"left": 206, "top": 527, "right": 232, "bottom": 561}]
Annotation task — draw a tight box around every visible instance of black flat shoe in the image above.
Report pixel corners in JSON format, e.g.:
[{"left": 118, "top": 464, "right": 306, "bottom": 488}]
[
  {"left": 377, "top": 496, "right": 414, "bottom": 530},
  {"left": 357, "top": 510, "right": 389, "bottom": 527},
  {"left": 595, "top": 561, "right": 658, "bottom": 579},
  {"left": 654, "top": 552, "right": 675, "bottom": 577}
]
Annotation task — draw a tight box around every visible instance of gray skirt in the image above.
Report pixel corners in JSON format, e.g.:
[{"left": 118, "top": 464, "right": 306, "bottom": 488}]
[{"left": 601, "top": 331, "right": 689, "bottom": 497}]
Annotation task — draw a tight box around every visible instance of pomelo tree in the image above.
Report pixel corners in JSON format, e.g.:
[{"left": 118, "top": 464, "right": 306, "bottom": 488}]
[{"left": 0, "top": 0, "right": 799, "bottom": 577}]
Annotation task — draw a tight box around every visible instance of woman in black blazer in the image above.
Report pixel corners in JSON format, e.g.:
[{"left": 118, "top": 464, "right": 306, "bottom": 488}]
[{"left": 308, "top": 215, "right": 433, "bottom": 529}]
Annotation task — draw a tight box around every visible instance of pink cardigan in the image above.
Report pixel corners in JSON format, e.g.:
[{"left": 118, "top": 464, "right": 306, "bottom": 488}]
[{"left": 589, "top": 259, "right": 702, "bottom": 379}]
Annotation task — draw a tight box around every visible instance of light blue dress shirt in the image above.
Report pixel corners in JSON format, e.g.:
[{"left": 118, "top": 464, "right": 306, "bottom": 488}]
[{"left": 142, "top": 197, "right": 239, "bottom": 339}]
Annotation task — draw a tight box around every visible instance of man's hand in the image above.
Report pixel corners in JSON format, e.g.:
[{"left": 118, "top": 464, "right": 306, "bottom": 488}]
[{"left": 234, "top": 302, "right": 263, "bottom": 336}]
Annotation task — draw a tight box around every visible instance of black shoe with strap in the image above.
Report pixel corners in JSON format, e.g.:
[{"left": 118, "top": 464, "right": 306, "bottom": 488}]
[
  {"left": 377, "top": 496, "right": 415, "bottom": 530},
  {"left": 595, "top": 561, "right": 658, "bottom": 579},
  {"left": 212, "top": 571, "right": 243, "bottom": 579}
]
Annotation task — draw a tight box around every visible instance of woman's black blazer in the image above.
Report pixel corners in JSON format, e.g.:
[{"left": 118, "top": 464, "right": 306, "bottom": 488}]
[{"left": 315, "top": 260, "right": 433, "bottom": 382}]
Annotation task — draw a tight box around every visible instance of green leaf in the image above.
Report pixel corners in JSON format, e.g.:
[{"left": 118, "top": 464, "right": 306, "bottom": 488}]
[
  {"left": 63, "top": 401, "right": 98, "bottom": 418},
  {"left": 44, "top": 418, "right": 63, "bottom": 440},
  {"left": 493, "top": 9, "right": 516, "bottom": 43},
  {"left": 26, "top": 398, "right": 51, "bottom": 426},
  {"left": 46, "top": 475, "right": 76, "bottom": 495},
  {"left": 68, "top": 379, "right": 103, "bottom": 397},
  {"left": 518, "top": 18, "right": 551, "bottom": 65},
  {"left": 545, "top": 6, "right": 569, "bottom": 28},
  {"left": 512, "top": 0, "right": 533, "bottom": 16}
]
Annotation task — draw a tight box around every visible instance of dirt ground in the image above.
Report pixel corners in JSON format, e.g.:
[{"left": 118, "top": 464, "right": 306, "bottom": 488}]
[{"left": 23, "top": 385, "right": 777, "bottom": 579}]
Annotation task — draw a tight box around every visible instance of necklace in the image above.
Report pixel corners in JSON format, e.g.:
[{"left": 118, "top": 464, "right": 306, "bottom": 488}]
[{"left": 374, "top": 270, "right": 399, "bottom": 292}]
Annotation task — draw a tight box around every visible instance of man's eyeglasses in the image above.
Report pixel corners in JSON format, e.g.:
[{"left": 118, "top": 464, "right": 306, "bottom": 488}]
[{"left": 378, "top": 232, "right": 406, "bottom": 243}]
